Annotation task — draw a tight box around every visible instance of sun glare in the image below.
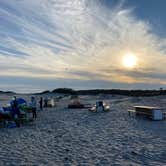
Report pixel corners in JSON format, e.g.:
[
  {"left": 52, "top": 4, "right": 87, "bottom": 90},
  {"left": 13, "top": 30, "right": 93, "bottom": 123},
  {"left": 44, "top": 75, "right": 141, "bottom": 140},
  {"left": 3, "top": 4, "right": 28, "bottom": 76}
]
[{"left": 122, "top": 53, "right": 137, "bottom": 69}]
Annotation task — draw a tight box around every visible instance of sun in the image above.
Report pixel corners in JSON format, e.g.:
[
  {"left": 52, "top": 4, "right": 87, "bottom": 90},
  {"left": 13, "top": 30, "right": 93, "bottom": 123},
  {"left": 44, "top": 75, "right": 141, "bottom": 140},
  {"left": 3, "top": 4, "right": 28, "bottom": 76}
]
[{"left": 122, "top": 53, "right": 137, "bottom": 69}]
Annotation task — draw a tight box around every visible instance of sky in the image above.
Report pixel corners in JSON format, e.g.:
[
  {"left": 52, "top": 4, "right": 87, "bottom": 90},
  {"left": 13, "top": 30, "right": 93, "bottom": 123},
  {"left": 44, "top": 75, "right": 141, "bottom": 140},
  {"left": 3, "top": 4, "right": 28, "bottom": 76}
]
[{"left": 0, "top": 0, "right": 166, "bottom": 93}]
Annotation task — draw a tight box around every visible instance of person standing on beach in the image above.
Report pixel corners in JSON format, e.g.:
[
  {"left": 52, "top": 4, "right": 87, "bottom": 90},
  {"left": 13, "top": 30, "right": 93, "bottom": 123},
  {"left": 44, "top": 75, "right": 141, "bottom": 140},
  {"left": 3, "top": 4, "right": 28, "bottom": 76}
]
[
  {"left": 11, "top": 96, "right": 20, "bottom": 127},
  {"left": 44, "top": 97, "right": 48, "bottom": 108},
  {"left": 30, "top": 97, "right": 37, "bottom": 119},
  {"left": 39, "top": 97, "right": 43, "bottom": 111}
]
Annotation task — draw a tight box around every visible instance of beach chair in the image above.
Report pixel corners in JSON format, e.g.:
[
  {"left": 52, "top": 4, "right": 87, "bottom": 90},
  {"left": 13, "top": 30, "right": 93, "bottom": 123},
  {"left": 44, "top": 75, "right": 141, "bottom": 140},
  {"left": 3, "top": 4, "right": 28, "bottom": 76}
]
[{"left": 89, "top": 101, "right": 110, "bottom": 112}]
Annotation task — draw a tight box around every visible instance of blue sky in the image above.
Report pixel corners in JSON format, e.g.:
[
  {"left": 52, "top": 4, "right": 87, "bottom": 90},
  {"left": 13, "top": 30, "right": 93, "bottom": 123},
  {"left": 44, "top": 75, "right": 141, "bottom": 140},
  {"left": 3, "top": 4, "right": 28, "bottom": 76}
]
[{"left": 0, "top": 0, "right": 166, "bottom": 92}]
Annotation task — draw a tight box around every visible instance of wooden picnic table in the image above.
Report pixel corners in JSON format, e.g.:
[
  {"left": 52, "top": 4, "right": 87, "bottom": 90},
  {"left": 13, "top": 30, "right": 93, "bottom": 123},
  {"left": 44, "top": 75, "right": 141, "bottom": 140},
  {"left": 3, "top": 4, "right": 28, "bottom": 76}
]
[{"left": 128, "top": 106, "right": 164, "bottom": 120}]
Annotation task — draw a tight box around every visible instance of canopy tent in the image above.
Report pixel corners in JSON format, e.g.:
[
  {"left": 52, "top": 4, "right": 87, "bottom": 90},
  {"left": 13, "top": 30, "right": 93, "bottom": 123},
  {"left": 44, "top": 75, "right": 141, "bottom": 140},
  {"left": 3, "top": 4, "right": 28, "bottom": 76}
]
[{"left": 10, "top": 98, "right": 27, "bottom": 106}]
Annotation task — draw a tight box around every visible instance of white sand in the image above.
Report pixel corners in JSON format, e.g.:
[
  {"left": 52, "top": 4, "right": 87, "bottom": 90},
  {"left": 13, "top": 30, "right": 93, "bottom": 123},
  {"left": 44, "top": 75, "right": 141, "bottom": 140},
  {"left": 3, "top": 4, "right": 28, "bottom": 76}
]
[{"left": 0, "top": 94, "right": 166, "bottom": 166}]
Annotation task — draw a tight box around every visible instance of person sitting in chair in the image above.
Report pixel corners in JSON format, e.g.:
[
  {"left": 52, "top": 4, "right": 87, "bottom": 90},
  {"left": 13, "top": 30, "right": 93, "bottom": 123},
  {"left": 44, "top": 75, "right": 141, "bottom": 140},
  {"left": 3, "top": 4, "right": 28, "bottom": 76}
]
[{"left": 96, "top": 101, "right": 104, "bottom": 112}]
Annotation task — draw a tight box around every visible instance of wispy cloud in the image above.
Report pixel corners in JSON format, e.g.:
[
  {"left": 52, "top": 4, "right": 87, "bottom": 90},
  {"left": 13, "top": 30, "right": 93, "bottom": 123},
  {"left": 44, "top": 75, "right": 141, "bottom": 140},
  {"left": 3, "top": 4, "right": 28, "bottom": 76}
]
[{"left": 0, "top": 0, "right": 166, "bottom": 91}]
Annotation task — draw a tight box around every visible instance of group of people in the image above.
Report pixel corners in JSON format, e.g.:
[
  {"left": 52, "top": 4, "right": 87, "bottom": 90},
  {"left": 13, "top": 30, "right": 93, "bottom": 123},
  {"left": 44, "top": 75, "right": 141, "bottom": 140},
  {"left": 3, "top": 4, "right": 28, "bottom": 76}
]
[
  {"left": 10, "top": 96, "right": 46, "bottom": 127},
  {"left": 10, "top": 96, "right": 38, "bottom": 127},
  {"left": 39, "top": 97, "right": 51, "bottom": 109},
  {"left": 39, "top": 97, "right": 56, "bottom": 108},
  {"left": 11, "top": 96, "right": 52, "bottom": 117},
  {"left": 0, "top": 96, "right": 56, "bottom": 128}
]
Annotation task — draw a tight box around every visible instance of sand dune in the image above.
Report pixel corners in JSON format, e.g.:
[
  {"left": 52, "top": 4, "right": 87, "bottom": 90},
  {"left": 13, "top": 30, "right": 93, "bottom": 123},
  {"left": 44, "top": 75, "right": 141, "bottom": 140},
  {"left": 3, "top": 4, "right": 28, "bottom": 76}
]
[{"left": 0, "top": 94, "right": 166, "bottom": 165}]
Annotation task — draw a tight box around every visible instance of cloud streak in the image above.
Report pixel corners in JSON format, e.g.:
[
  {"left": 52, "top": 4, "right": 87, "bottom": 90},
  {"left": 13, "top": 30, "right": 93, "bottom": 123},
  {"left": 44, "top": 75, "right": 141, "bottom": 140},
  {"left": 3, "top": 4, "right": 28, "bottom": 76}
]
[{"left": 0, "top": 0, "right": 166, "bottom": 92}]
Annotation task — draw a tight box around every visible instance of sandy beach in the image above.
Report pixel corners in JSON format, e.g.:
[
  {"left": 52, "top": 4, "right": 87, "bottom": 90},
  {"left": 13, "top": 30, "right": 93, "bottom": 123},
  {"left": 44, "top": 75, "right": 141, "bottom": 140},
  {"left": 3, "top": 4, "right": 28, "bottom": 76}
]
[{"left": 0, "top": 94, "right": 166, "bottom": 166}]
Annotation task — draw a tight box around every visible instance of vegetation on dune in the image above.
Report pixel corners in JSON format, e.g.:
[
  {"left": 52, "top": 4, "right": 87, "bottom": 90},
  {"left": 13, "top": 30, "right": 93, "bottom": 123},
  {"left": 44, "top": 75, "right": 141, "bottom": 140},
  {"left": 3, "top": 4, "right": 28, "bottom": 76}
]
[{"left": 1, "top": 88, "right": 166, "bottom": 97}]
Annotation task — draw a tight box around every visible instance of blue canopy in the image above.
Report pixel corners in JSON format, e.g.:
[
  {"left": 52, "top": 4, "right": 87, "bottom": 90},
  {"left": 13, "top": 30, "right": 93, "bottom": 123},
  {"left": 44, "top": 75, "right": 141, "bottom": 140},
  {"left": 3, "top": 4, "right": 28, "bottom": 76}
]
[{"left": 10, "top": 98, "right": 27, "bottom": 106}]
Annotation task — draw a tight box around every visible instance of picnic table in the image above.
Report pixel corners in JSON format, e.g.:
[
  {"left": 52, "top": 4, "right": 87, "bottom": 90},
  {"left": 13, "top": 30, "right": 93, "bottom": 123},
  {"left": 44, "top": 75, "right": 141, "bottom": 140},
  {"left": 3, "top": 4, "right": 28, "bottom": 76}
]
[{"left": 128, "top": 106, "right": 164, "bottom": 120}]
